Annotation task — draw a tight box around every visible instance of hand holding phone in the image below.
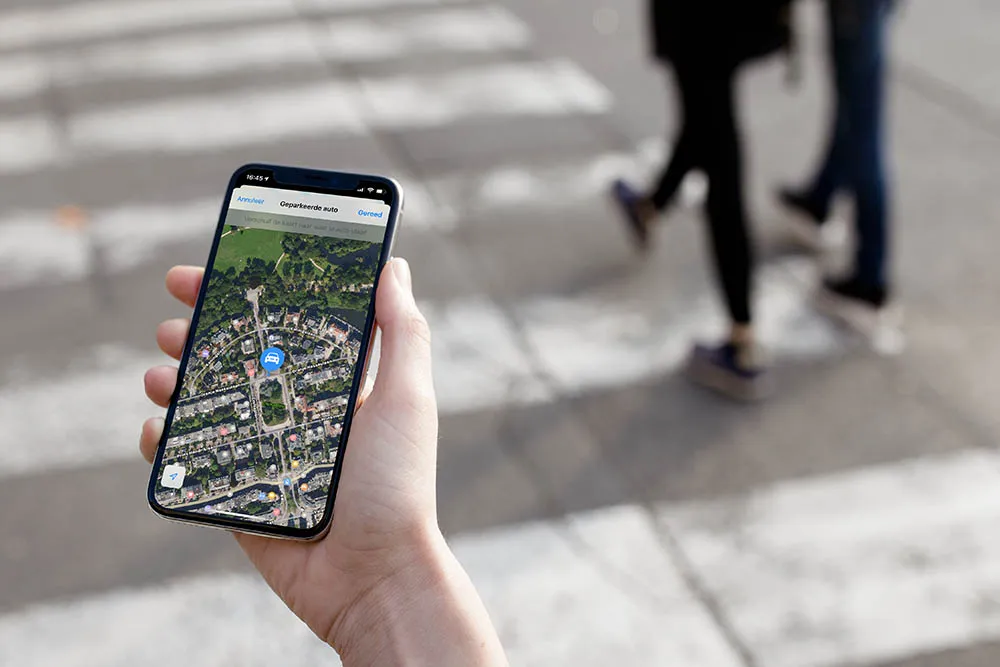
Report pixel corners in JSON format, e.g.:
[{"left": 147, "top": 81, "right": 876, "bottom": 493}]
[
  {"left": 140, "top": 166, "right": 506, "bottom": 663},
  {"left": 140, "top": 260, "right": 506, "bottom": 664},
  {"left": 148, "top": 165, "right": 403, "bottom": 539}
]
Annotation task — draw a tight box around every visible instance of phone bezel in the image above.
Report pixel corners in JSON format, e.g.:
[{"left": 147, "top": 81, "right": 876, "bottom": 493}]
[{"left": 146, "top": 164, "right": 403, "bottom": 541}]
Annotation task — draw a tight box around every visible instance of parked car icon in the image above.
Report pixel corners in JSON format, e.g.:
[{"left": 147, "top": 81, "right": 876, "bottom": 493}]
[{"left": 263, "top": 351, "right": 281, "bottom": 365}]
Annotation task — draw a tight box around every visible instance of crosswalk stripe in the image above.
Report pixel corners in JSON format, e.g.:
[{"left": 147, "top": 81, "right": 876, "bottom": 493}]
[
  {"left": 423, "top": 137, "right": 709, "bottom": 220},
  {"left": 69, "top": 78, "right": 369, "bottom": 153},
  {"left": 0, "top": 348, "right": 166, "bottom": 478},
  {"left": 428, "top": 257, "right": 839, "bottom": 415},
  {"left": 357, "top": 59, "right": 610, "bottom": 128},
  {"left": 0, "top": 257, "right": 840, "bottom": 479},
  {"left": 324, "top": 4, "right": 530, "bottom": 60},
  {"left": 454, "top": 504, "right": 742, "bottom": 666},
  {"left": 0, "top": 6, "right": 531, "bottom": 101},
  {"left": 662, "top": 448, "right": 1000, "bottom": 667},
  {"left": 0, "top": 141, "right": 661, "bottom": 291},
  {"left": 0, "top": 59, "right": 610, "bottom": 171},
  {"left": 0, "top": 199, "right": 220, "bottom": 290},
  {"left": 0, "top": 573, "right": 335, "bottom": 666},
  {"left": 5, "top": 450, "right": 998, "bottom": 667},
  {"left": 0, "top": 0, "right": 468, "bottom": 51},
  {"left": 0, "top": 55, "right": 46, "bottom": 100},
  {"left": 0, "top": 505, "right": 740, "bottom": 667},
  {"left": 0, "top": 117, "right": 59, "bottom": 174},
  {"left": 0, "top": 179, "right": 462, "bottom": 291}
]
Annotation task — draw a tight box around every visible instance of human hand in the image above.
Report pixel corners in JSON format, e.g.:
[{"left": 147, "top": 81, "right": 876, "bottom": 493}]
[{"left": 141, "top": 258, "right": 507, "bottom": 666}]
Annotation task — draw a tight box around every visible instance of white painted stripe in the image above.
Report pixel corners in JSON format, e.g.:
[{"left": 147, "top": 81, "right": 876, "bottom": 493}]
[
  {"left": 9, "top": 452, "right": 1000, "bottom": 666},
  {"left": 60, "top": 23, "right": 321, "bottom": 88},
  {"left": 0, "top": 185, "right": 456, "bottom": 291},
  {"left": 0, "top": 505, "right": 739, "bottom": 667},
  {"left": 0, "top": 573, "right": 335, "bottom": 667},
  {"left": 68, "top": 79, "right": 369, "bottom": 153},
  {"left": 0, "top": 60, "right": 609, "bottom": 169},
  {"left": 454, "top": 505, "right": 741, "bottom": 666},
  {"left": 0, "top": 199, "right": 219, "bottom": 290},
  {"left": 401, "top": 180, "right": 459, "bottom": 231},
  {"left": 0, "top": 257, "right": 840, "bottom": 477},
  {"left": 0, "top": 55, "right": 49, "bottom": 99},
  {"left": 662, "top": 448, "right": 1000, "bottom": 667},
  {"left": 425, "top": 136, "right": 698, "bottom": 219},
  {"left": 0, "top": 0, "right": 463, "bottom": 51},
  {"left": 324, "top": 5, "right": 530, "bottom": 61},
  {"left": 0, "top": 347, "right": 165, "bottom": 478},
  {"left": 0, "top": 139, "right": 668, "bottom": 292},
  {"left": 423, "top": 298, "right": 555, "bottom": 411},
  {"left": 0, "top": 7, "right": 531, "bottom": 100},
  {"left": 0, "top": 117, "right": 60, "bottom": 173},
  {"left": 360, "top": 59, "right": 610, "bottom": 128},
  {"left": 429, "top": 257, "right": 841, "bottom": 414},
  {"left": 430, "top": 137, "right": 708, "bottom": 215},
  {"left": 70, "top": 60, "right": 607, "bottom": 151}
]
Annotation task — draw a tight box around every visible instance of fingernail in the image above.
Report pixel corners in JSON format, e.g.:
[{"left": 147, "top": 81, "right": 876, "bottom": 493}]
[{"left": 394, "top": 258, "right": 412, "bottom": 292}]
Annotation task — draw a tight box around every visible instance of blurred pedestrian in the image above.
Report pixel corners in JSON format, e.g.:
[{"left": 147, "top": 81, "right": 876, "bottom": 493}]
[
  {"left": 611, "top": 1, "right": 795, "bottom": 400},
  {"left": 779, "top": 0, "right": 899, "bottom": 334}
]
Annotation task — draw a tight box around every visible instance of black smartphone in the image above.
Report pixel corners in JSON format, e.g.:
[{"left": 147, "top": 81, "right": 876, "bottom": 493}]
[{"left": 147, "top": 165, "right": 403, "bottom": 540}]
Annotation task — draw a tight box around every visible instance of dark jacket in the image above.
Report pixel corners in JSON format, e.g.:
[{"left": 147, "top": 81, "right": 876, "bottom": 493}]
[{"left": 650, "top": 0, "right": 794, "bottom": 68}]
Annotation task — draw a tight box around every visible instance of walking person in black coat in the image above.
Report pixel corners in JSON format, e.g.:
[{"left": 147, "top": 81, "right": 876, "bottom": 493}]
[{"left": 611, "top": 0, "right": 793, "bottom": 400}]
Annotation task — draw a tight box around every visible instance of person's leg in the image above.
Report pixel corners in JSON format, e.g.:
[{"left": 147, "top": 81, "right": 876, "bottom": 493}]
[
  {"left": 816, "top": 0, "right": 899, "bottom": 344},
  {"left": 650, "top": 130, "right": 696, "bottom": 210},
  {"left": 778, "top": 0, "right": 849, "bottom": 247},
  {"left": 843, "top": 0, "right": 891, "bottom": 290},
  {"left": 611, "top": 64, "right": 701, "bottom": 249},
  {"left": 804, "top": 0, "right": 851, "bottom": 212},
  {"left": 650, "top": 68, "right": 700, "bottom": 210},
  {"left": 702, "top": 69, "right": 753, "bottom": 331},
  {"left": 681, "top": 67, "right": 771, "bottom": 399}
]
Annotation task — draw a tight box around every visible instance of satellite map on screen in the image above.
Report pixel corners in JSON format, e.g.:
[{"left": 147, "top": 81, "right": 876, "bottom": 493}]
[{"left": 153, "top": 222, "right": 381, "bottom": 530}]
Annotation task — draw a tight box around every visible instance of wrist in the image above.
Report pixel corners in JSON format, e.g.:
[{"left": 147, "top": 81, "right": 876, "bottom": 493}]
[{"left": 330, "top": 522, "right": 507, "bottom": 667}]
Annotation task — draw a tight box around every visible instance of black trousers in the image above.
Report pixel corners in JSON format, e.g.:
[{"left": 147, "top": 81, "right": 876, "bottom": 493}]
[{"left": 651, "top": 63, "right": 753, "bottom": 326}]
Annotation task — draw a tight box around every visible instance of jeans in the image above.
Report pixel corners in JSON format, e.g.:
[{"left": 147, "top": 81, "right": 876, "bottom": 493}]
[{"left": 808, "top": 0, "right": 894, "bottom": 288}]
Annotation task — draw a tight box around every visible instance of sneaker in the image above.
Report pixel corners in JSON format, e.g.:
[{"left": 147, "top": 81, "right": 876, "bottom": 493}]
[
  {"left": 685, "top": 341, "right": 773, "bottom": 401},
  {"left": 817, "top": 277, "right": 905, "bottom": 353},
  {"left": 611, "top": 179, "right": 653, "bottom": 251},
  {"left": 777, "top": 187, "right": 846, "bottom": 252}
]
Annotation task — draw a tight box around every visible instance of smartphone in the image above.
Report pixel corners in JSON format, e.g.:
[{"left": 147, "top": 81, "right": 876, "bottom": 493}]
[{"left": 147, "top": 165, "right": 402, "bottom": 540}]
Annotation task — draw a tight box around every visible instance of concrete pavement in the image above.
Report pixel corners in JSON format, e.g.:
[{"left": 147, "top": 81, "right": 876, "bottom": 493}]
[{"left": 1, "top": 0, "right": 999, "bottom": 665}]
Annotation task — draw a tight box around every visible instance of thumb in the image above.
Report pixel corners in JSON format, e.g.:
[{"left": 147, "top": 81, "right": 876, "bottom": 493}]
[{"left": 371, "top": 258, "right": 435, "bottom": 407}]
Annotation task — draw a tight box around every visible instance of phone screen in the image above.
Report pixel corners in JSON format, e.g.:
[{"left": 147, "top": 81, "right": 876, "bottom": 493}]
[{"left": 149, "top": 168, "right": 397, "bottom": 536}]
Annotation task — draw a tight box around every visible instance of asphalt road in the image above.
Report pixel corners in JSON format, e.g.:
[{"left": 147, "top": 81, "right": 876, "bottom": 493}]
[{"left": 1, "top": 0, "right": 1000, "bottom": 665}]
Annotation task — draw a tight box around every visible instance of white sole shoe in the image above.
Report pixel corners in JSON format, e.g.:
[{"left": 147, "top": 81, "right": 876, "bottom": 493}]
[
  {"left": 816, "top": 287, "right": 906, "bottom": 355},
  {"left": 785, "top": 211, "right": 848, "bottom": 253}
]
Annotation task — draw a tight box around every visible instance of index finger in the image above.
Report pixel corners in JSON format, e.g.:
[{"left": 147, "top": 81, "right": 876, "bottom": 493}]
[{"left": 166, "top": 266, "right": 205, "bottom": 308}]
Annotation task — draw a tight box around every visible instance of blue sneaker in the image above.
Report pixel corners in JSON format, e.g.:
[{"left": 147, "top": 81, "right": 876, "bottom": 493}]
[
  {"left": 685, "top": 342, "right": 772, "bottom": 401},
  {"left": 610, "top": 179, "right": 652, "bottom": 251}
]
